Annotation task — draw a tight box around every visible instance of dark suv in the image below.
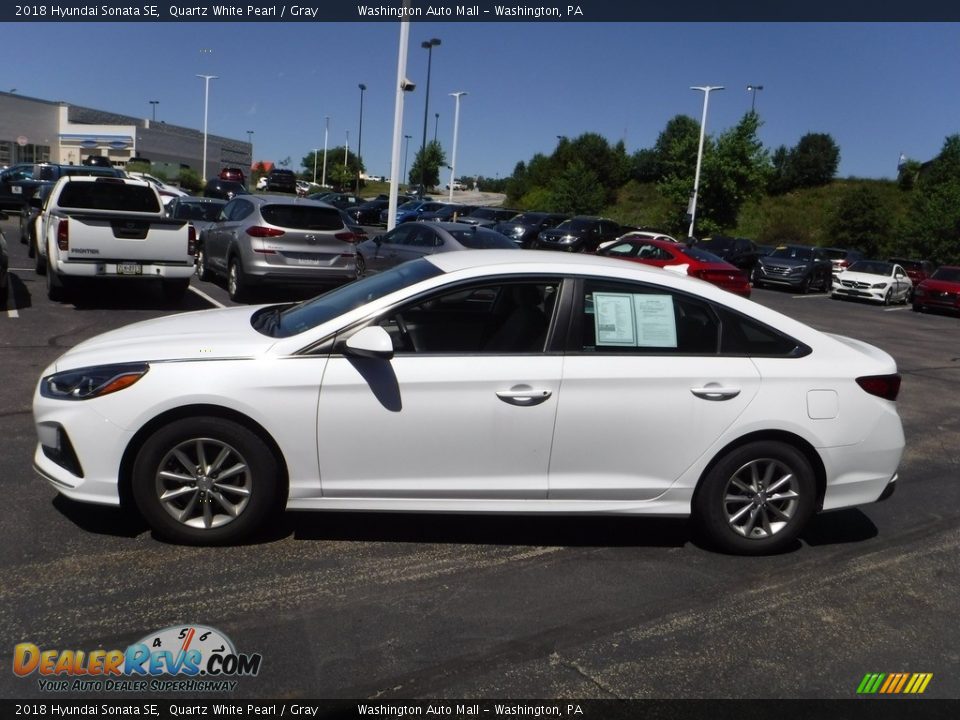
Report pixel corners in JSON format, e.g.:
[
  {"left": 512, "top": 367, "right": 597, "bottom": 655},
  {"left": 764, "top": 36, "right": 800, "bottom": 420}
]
[
  {"left": 534, "top": 216, "right": 623, "bottom": 253},
  {"left": 697, "top": 235, "right": 762, "bottom": 273},
  {"left": 495, "top": 212, "right": 569, "bottom": 247},
  {"left": 266, "top": 169, "right": 297, "bottom": 193},
  {"left": 219, "top": 167, "right": 246, "bottom": 185},
  {"left": 753, "top": 244, "right": 833, "bottom": 293}
]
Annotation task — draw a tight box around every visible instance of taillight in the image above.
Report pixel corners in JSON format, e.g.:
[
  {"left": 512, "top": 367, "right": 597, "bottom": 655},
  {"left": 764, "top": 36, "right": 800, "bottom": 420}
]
[
  {"left": 856, "top": 374, "right": 901, "bottom": 401},
  {"left": 187, "top": 225, "right": 197, "bottom": 256},
  {"left": 245, "top": 226, "right": 285, "bottom": 237},
  {"left": 57, "top": 218, "right": 69, "bottom": 250},
  {"left": 335, "top": 232, "right": 359, "bottom": 243}
]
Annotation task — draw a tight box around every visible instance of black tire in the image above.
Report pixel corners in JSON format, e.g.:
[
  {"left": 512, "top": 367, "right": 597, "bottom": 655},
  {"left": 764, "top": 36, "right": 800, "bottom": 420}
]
[
  {"left": 912, "top": 303, "right": 922, "bottom": 313},
  {"left": 798, "top": 275, "right": 811, "bottom": 294},
  {"left": 693, "top": 440, "right": 816, "bottom": 555},
  {"left": 131, "top": 416, "right": 280, "bottom": 545},
  {"left": 34, "top": 241, "right": 46, "bottom": 274},
  {"left": 161, "top": 278, "right": 190, "bottom": 304},
  {"left": 883, "top": 288, "right": 892, "bottom": 306},
  {"left": 227, "top": 257, "right": 248, "bottom": 303},
  {"left": 355, "top": 253, "right": 366, "bottom": 278},
  {"left": 195, "top": 243, "right": 212, "bottom": 282},
  {"left": 46, "top": 259, "right": 65, "bottom": 301}
]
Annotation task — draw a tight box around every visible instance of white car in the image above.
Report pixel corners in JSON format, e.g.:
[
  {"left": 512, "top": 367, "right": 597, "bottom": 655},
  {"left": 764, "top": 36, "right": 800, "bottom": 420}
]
[
  {"left": 32, "top": 251, "right": 904, "bottom": 554},
  {"left": 255, "top": 176, "right": 268, "bottom": 191},
  {"left": 125, "top": 171, "right": 190, "bottom": 206},
  {"left": 832, "top": 260, "right": 913, "bottom": 305}
]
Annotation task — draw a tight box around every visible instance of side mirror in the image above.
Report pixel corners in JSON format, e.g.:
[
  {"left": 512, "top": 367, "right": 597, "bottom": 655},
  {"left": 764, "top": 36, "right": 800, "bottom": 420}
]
[{"left": 344, "top": 325, "right": 394, "bottom": 360}]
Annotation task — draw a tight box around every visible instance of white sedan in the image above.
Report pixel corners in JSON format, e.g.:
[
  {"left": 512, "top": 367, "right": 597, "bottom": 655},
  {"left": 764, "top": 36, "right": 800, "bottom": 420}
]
[
  {"left": 32, "top": 251, "right": 904, "bottom": 554},
  {"left": 832, "top": 260, "right": 913, "bottom": 305}
]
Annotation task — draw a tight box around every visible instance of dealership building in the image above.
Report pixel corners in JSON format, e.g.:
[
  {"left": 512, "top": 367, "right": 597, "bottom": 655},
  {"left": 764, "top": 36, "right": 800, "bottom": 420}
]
[{"left": 0, "top": 90, "right": 250, "bottom": 177}]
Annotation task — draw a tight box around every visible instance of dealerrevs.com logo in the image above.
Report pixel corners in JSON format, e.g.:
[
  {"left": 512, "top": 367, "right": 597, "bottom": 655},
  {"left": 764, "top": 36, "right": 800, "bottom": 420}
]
[{"left": 13, "top": 625, "right": 262, "bottom": 693}]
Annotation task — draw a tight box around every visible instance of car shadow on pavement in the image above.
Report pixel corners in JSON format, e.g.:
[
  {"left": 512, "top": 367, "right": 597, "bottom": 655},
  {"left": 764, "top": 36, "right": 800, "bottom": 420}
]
[
  {"left": 3, "top": 272, "right": 33, "bottom": 310},
  {"left": 52, "top": 495, "right": 149, "bottom": 538},
  {"left": 62, "top": 280, "right": 215, "bottom": 312},
  {"left": 800, "top": 508, "right": 878, "bottom": 546},
  {"left": 283, "top": 512, "right": 692, "bottom": 549}
]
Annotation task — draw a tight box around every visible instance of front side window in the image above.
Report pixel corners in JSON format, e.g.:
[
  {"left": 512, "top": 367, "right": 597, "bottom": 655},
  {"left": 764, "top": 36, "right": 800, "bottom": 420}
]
[{"left": 371, "top": 279, "right": 560, "bottom": 355}]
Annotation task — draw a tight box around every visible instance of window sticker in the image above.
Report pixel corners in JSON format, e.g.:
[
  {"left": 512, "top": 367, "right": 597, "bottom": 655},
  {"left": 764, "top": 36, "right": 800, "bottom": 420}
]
[{"left": 593, "top": 293, "right": 678, "bottom": 348}]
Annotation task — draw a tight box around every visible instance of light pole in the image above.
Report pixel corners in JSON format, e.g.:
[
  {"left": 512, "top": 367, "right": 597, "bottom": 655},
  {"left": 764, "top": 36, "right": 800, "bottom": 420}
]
[
  {"left": 196, "top": 74, "right": 218, "bottom": 182},
  {"left": 418, "top": 37, "right": 441, "bottom": 196},
  {"left": 403, "top": 134, "right": 412, "bottom": 186},
  {"left": 688, "top": 85, "right": 724, "bottom": 239},
  {"left": 356, "top": 83, "right": 366, "bottom": 195},
  {"left": 313, "top": 148, "right": 319, "bottom": 184},
  {"left": 747, "top": 84, "right": 763, "bottom": 112},
  {"left": 448, "top": 92, "right": 467, "bottom": 202},
  {"left": 321, "top": 116, "right": 330, "bottom": 187},
  {"left": 344, "top": 130, "right": 349, "bottom": 168},
  {"left": 387, "top": 6, "right": 413, "bottom": 231},
  {"left": 434, "top": 112, "right": 440, "bottom": 142},
  {"left": 148, "top": 100, "right": 159, "bottom": 122}
]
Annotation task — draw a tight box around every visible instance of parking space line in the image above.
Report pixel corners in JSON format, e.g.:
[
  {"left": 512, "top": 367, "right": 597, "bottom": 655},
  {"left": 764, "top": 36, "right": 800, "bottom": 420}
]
[
  {"left": 791, "top": 294, "right": 829, "bottom": 299},
  {"left": 884, "top": 306, "right": 910, "bottom": 312},
  {"left": 6, "top": 307, "right": 19, "bottom": 318},
  {"left": 188, "top": 284, "right": 227, "bottom": 309}
]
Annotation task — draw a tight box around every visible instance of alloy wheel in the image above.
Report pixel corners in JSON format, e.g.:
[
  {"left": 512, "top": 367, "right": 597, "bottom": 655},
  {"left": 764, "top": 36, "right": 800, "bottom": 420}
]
[{"left": 721, "top": 457, "right": 801, "bottom": 539}]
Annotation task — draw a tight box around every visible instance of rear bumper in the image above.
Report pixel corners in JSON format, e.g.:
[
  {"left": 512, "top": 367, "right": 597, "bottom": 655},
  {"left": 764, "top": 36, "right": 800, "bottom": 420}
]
[{"left": 54, "top": 259, "right": 195, "bottom": 280}]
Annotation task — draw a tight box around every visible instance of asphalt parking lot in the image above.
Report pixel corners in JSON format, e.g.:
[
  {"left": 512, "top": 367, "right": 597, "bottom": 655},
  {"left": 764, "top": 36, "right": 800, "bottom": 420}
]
[{"left": 1, "top": 214, "right": 958, "bottom": 701}]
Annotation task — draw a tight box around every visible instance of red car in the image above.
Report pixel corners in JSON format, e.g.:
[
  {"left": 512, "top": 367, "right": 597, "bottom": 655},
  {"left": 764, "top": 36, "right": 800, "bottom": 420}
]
[
  {"left": 597, "top": 237, "right": 751, "bottom": 297},
  {"left": 218, "top": 167, "right": 246, "bottom": 185},
  {"left": 911, "top": 266, "right": 960, "bottom": 314}
]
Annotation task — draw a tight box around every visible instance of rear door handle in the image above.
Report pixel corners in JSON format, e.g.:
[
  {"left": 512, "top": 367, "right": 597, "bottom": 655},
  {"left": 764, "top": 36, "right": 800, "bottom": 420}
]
[
  {"left": 496, "top": 385, "right": 552, "bottom": 407},
  {"left": 691, "top": 385, "right": 741, "bottom": 401}
]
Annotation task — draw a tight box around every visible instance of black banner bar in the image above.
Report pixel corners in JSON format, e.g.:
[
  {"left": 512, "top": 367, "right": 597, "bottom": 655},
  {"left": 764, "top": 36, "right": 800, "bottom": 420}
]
[
  {"left": 3, "top": 1, "right": 960, "bottom": 23},
  {"left": 1, "top": 699, "right": 958, "bottom": 720}
]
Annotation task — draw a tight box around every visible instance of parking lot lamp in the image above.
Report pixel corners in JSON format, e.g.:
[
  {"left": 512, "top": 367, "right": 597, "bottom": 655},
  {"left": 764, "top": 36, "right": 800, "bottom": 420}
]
[
  {"left": 688, "top": 85, "right": 723, "bottom": 239},
  {"left": 403, "top": 134, "right": 412, "bottom": 185},
  {"left": 196, "top": 74, "right": 218, "bottom": 183},
  {"left": 313, "top": 148, "right": 319, "bottom": 184},
  {"left": 747, "top": 84, "right": 763, "bottom": 112},
  {"left": 356, "top": 83, "right": 367, "bottom": 195},
  {"left": 418, "top": 38, "right": 441, "bottom": 196},
  {"left": 448, "top": 92, "right": 467, "bottom": 202},
  {"left": 148, "top": 100, "right": 159, "bottom": 122},
  {"left": 321, "top": 116, "right": 330, "bottom": 188}
]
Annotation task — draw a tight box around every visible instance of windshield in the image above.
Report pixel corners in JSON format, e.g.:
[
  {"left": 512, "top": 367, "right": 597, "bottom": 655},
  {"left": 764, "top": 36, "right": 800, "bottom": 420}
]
[
  {"left": 680, "top": 246, "right": 726, "bottom": 263},
  {"left": 847, "top": 261, "right": 892, "bottom": 275},
  {"left": 556, "top": 219, "right": 593, "bottom": 232},
  {"left": 267, "top": 259, "right": 444, "bottom": 337},
  {"left": 770, "top": 246, "right": 813, "bottom": 261},
  {"left": 398, "top": 201, "right": 421, "bottom": 211},
  {"left": 931, "top": 267, "right": 960, "bottom": 283}
]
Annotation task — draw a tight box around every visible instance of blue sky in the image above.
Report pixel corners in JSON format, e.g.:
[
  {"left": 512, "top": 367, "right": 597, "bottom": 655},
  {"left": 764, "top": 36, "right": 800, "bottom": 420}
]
[{"left": 2, "top": 22, "right": 958, "bottom": 182}]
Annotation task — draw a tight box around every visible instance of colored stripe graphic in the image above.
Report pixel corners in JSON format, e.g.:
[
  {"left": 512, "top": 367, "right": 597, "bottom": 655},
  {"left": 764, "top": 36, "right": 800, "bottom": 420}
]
[{"left": 858, "top": 673, "right": 932, "bottom": 694}]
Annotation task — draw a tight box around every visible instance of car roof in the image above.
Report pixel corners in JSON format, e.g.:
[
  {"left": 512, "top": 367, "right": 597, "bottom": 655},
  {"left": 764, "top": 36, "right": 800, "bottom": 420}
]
[{"left": 424, "top": 248, "right": 670, "bottom": 276}]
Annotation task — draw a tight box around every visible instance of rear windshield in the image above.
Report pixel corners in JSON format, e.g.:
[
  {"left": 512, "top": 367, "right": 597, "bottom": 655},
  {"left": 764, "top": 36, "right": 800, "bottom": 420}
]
[
  {"left": 847, "top": 261, "right": 892, "bottom": 275},
  {"left": 448, "top": 228, "right": 519, "bottom": 249},
  {"left": 261, "top": 204, "right": 343, "bottom": 230},
  {"left": 58, "top": 181, "right": 161, "bottom": 212},
  {"left": 931, "top": 267, "right": 960, "bottom": 283},
  {"left": 680, "top": 246, "right": 726, "bottom": 263}
]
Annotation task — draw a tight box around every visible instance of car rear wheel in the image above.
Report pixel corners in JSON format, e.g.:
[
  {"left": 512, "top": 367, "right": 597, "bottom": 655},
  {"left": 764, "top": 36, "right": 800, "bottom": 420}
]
[
  {"left": 356, "top": 254, "right": 366, "bottom": 278},
  {"left": 132, "top": 417, "right": 279, "bottom": 545},
  {"left": 195, "top": 244, "right": 211, "bottom": 282},
  {"left": 46, "top": 259, "right": 66, "bottom": 301},
  {"left": 694, "top": 441, "right": 816, "bottom": 555},
  {"left": 227, "top": 258, "right": 248, "bottom": 303}
]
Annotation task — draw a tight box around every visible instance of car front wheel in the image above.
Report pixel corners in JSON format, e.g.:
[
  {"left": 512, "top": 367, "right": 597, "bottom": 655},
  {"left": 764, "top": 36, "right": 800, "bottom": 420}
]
[
  {"left": 131, "top": 417, "right": 280, "bottom": 545},
  {"left": 694, "top": 441, "right": 816, "bottom": 555}
]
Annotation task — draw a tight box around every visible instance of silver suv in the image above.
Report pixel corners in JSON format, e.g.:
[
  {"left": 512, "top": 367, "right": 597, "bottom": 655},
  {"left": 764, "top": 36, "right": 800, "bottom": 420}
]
[{"left": 197, "top": 195, "right": 359, "bottom": 302}]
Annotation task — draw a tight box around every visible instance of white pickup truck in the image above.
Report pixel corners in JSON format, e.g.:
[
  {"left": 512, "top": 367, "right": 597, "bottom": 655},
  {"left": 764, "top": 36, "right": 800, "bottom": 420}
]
[{"left": 33, "top": 175, "right": 196, "bottom": 302}]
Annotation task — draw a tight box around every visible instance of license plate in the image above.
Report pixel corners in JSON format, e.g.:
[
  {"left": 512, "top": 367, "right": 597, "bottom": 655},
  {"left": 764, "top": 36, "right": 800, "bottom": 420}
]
[
  {"left": 117, "top": 262, "right": 142, "bottom": 275},
  {"left": 296, "top": 257, "right": 321, "bottom": 266},
  {"left": 11, "top": 186, "right": 20, "bottom": 194}
]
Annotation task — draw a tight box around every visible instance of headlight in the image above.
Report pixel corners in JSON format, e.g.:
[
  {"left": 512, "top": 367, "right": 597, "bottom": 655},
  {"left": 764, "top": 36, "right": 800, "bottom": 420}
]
[
  {"left": 872, "top": 282, "right": 888, "bottom": 289},
  {"left": 40, "top": 362, "right": 150, "bottom": 401},
  {"left": 560, "top": 235, "right": 576, "bottom": 244}
]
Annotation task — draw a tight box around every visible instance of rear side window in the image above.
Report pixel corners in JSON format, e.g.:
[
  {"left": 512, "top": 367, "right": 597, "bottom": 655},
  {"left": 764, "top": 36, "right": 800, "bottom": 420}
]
[
  {"left": 261, "top": 204, "right": 343, "bottom": 230},
  {"left": 57, "top": 182, "right": 161, "bottom": 213},
  {"left": 452, "top": 228, "right": 518, "bottom": 249},
  {"left": 716, "top": 307, "right": 809, "bottom": 357}
]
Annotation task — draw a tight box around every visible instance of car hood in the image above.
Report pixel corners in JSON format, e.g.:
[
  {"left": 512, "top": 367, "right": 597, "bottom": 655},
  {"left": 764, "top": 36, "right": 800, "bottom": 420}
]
[
  {"left": 919, "top": 278, "right": 960, "bottom": 292},
  {"left": 837, "top": 271, "right": 891, "bottom": 284},
  {"left": 50, "top": 305, "right": 272, "bottom": 372}
]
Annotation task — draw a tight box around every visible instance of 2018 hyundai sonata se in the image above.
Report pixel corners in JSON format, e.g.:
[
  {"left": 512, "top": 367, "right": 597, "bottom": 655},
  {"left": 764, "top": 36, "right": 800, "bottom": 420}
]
[{"left": 32, "top": 251, "right": 904, "bottom": 554}]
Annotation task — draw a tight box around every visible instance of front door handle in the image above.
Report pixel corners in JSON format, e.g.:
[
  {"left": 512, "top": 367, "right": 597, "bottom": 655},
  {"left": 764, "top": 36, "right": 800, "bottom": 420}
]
[
  {"left": 496, "top": 384, "right": 552, "bottom": 407},
  {"left": 691, "top": 385, "right": 741, "bottom": 401}
]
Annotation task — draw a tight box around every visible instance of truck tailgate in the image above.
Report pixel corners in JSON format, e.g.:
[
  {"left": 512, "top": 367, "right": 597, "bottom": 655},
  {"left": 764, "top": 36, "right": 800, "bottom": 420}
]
[{"left": 60, "top": 213, "right": 191, "bottom": 263}]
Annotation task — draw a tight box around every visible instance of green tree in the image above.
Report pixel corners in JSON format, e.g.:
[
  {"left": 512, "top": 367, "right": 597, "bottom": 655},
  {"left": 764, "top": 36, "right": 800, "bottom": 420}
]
[
  {"left": 178, "top": 168, "right": 202, "bottom": 193},
  {"left": 311, "top": 147, "right": 364, "bottom": 190},
  {"left": 408, "top": 141, "right": 446, "bottom": 190},
  {"left": 698, "top": 112, "right": 770, "bottom": 231},
  {"left": 899, "top": 135, "right": 960, "bottom": 264},
  {"left": 789, "top": 133, "right": 840, "bottom": 189},
  {"left": 548, "top": 160, "right": 606, "bottom": 215},
  {"left": 827, "top": 186, "right": 893, "bottom": 257}
]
